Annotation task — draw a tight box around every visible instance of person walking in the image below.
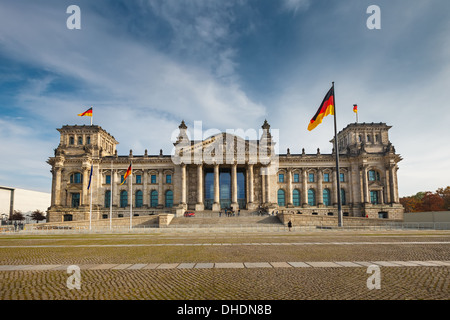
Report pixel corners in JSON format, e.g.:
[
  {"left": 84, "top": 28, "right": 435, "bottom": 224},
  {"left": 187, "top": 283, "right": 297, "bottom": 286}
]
[{"left": 287, "top": 220, "right": 292, "bottom": 232}]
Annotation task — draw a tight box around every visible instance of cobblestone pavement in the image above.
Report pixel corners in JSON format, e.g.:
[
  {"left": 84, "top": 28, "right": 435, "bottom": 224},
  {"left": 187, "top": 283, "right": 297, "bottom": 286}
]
[{"left": 0, "top": 230, "right": 449, "bottom": 300}]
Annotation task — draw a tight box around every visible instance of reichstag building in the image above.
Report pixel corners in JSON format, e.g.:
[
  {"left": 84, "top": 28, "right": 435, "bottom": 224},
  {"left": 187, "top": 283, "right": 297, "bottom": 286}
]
[{"left": 47, "top": 120, "right": 404, "bottom": 222}]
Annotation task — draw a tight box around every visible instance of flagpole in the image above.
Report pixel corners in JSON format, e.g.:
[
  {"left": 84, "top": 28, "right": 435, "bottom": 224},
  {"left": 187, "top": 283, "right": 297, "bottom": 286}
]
[
  {"left": 332, "top": 82, "right": 344, "bottom": 227},
  {"left": 130, "top": 163, "right": 133, "bottom": 230},
  {"left": 89, "top": 162, "right": 93, "bottom": 231},
  {"left": 90, "top": 106, "right": 93, "bottom": 126},
  {"left": 110, "top": 160, "right": 113, "bottom": 231}
]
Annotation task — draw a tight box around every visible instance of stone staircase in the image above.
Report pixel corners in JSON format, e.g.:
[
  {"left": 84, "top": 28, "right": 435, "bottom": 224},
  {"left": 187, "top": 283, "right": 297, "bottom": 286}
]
[{"left": 168, "top": 210, "right": 284, "bottom": 229}]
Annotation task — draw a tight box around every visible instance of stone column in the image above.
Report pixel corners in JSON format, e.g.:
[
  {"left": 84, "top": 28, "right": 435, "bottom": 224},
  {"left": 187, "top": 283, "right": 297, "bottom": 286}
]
[
  {"left": 195, "top": 164, "right": 204, "bottom": 211},
  {"left": 158, "top": 169, "right": 163, "bottom": 207},
  {"left": 113, "top": 169, "right": 119, "bottom": 207},
  {"left": 385, "top": 168, "right": 391, "bottom": 203},
  {"left": 248, "top": 164, "right": 254, "bottom": 205},
  {"left": 143, "top": 170, "right": 149, "bottom": 207},
  {"left": 212, "top": 163, "right": 220, "bottom": 211},
  {"left": 231, "top": 163, "right": 238, "bottom": 211},
  {"left": 317, "top": 169, "right": 323, "bottom": 206},
  {"left": 302, "top": 169, "right": 308, "bottom": 207},
  {"left": 362, "top": 165, "right": 369, "bottom": 203},
  {"left": 287, "top": 168, "right": 293, "bottom": 207},
  {"left": 54, "top": 167, "right": 62, "bottom": 206},
  {"left": 82, "top": 166, "right": 89, "bottom": 206},
  {"left": 332, "top": 168, "right": 338, "bottom": 206},
  {"left": 181, "top": 164, "right": 187, "bottom": 205},
  {"left": 389, "top": 165, "right": 398, "bottom": 203},
  {"left": 265, "top": 166, "right": 271, "bottom": 205}
]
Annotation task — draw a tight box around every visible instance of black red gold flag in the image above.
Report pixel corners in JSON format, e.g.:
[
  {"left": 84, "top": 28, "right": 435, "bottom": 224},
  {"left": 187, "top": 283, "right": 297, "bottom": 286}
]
[{"left": 307, "top": 87, "right": 334, "bottom": 131}]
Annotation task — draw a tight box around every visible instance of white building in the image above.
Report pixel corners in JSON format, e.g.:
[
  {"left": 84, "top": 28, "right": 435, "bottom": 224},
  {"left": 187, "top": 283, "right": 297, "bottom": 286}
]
[{"left": 0, "top": 186, "right": 51, "bottom": 222}]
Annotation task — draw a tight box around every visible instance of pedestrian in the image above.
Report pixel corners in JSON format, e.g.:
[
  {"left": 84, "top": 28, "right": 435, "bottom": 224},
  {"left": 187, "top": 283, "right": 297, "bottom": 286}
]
[
  {"left": 288, "top": 220, "right": 292, "bottom": 231},
  {"left": 238, "top": 209, "right": 240, "bottom": 217},
  {"left": 225, "top": 208, "right": 227, "bottom": 217},
  {"left": 219, "top": 209, "right": 222, "bottom": 217}
]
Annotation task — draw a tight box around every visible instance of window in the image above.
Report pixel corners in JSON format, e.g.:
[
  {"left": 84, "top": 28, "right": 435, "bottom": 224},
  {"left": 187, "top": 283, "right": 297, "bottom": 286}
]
[
  {"left": 151, "top": 174, "right": 157, "bottom": 184},
  {"left": 367, "top": 135, "right": 371, "bottom": 143},
  {"left": 135, "top": 190, "right": 143, "bottom": 208},
  {"left": 165, "top": 190, "right": 173, "bottom": 208},
  {"left": 120, "top": 190, "right": 128, "bottom": 208},
  {"left": 69, "top": 136, "right": 75, "bottom": 145},
  {"left": 308, "top": 189, "right": 316, "bottom": 206},
  {"left": 150, "top": 190, "right": 158, "bottom": 208},
  {"left": 323, "top": 173, "right": 330, "bottom": 182},
  {"left": 323, "top": 188, "right": 331, "bottom": 206},
  {"left": 121, "top": 175, "right": 125, "bottom": 184},
  {"left": 277, "top": 189, "right": 285, "bottom": 206},
  {"left": 370, "top": 190, "right": 379, "bottom": 204},
  {"left": 368, "top": 170, "right": 380, "bottom": 181},
  {"left": 86, "top": 136, "right": 91, "bottom": 145},
  {"left": 292, "top": 189, "right": 300, "bottom": 206},
  {"left": 340, "top": 173, "right": 345, "bottom": 182},
  {"left": 105, "top": 190, "right": 111, "bottom": 208},
  {"left": 340, "top": 189, "right": 346, "bottom": 205},
  {"left": 71, "top": 193, "right": 80, "bottom": 208},
  {"left": 106, "top": 175, "right": 111, "bottom": 185},
  {"left": 136, "top": 175, "right": 142, "bottom": 184},
  {"left": 293, "top": 173, "right": 299, "bottom": 183},
  {"left": 278, "top": 174, "right": 284, "bottom": 183},
  {"left": 70, "top": 172, "right": 82, "bottom": 184},
  {"left": 166, "top": 174, "right": 172, "bottom": 184},
  {"left": 78, "top": 136, "right": 83, "bottom": 145},
  {"left": 308, "top": 173, "right": 315, "bottom": 182}
]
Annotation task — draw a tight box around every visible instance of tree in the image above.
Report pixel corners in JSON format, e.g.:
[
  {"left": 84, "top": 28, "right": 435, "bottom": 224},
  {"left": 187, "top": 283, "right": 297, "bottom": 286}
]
[
  {"left": 10, "top": 210, "right": 24, "bottom": 221},
  {"left": 31, "top": 210, "right": 46, "bottom": 223},
  {"left": 400, "top": 196, "right": 422, "bottom": 213},
  {"left": 436, "top": 186, "right": 450, "bottom": 210},
  {"left": 419, "top": 192, "right": 445, "bottom": 212}
]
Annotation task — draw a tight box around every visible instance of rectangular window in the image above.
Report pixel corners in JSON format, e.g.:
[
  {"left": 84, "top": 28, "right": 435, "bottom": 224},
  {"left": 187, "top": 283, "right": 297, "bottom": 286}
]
[
  {"left": 293, "top": 173, "right": 299, "bottom": 183},
  {"left": 166, "top": 174, "right": 172, "bottom": 184},
  {"left": 151, "top": 174, "right": 157, "bottom": 184},
  {"left": 370, "top": 191, "right": 379, "bottom": 204},
  {"left": 323, "top": 173, "right": 330, "bottom": 182},
  {"left": 308, "top": 173, "right": 315, "bottom": 183},
  {"left": 278, "top": 173, "right": 284, "bottom": 183},
  {"left": 106, "top": 175, "right": 111, "bottom": 185},
  {"left": 121, "top": 175, "right": 124, "bottom": 184},
  {"left": 340, "top": 173, "right": 345, "bottom": 182},
  {"left": 136, "top": 175, "right": 142, "bottom": 184}
]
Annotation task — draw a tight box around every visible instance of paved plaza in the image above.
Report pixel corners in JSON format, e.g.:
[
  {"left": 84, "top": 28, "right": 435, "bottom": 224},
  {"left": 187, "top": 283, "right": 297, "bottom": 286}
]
[{"left": 0, "top": 230, "right": 449, "bottom": 300}]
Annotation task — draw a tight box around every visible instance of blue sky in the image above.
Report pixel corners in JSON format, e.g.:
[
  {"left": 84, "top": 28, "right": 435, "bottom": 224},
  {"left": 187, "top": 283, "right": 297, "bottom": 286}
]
[{"left": 0, "top": 0, "right": 449, "bottom": 197}]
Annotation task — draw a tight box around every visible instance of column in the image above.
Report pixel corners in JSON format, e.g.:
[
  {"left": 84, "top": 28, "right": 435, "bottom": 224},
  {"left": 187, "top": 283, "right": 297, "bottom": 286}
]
[
  {"left": 332, "top": 168, "right": 338, "bottom": 206},
  {"left": 362, "top": 165, "right": 369, "bottom": 203},
  {"left": 231, "top": 163, "right": 238, "bottom": 210},
  {"left": 113, "top": 169, "right": 119, "bottom": 207},
  {"left": 389, "top": 165, "right": 398, "bottom": 203},
  {"left": 385, "top": 168, "right": 391, "bottom": 203},
  {"left": 302, "top": 169, "right": 308, "bottom": 207},
  {"left": 212, "top": 163, "right": 220, "bottom": 211},
  {"left": 265, "top": 166, "right": 271, "bottom": 205},
  {"left": 54, "top": 167, "right": 62, "bottom": 206},
  {"left": 317, "top": 169, "right": 323, "bottom": 206},
  {"left": 158, "top": 169, "right": 163, "bottom": 207},
  {"left": 287, "top": 168, "right": 293, "bottom": 207},
  {"left": 261, "top": 168, "right": 266, "bottom": 204},
  {"left": 82, "top": 166, "right": 89, "bottom": 206},
  {"left": 195, "top": 164, "right": 204, "bottom": 211},
  {"left": 181, "top": 164, "right": 187, "bottom": 205},
  {"left": 143, "top": 170, "right": 149, "bottom": 207},
  {"left": 248, "top": 164, "right": 254, "bottom": 204}
]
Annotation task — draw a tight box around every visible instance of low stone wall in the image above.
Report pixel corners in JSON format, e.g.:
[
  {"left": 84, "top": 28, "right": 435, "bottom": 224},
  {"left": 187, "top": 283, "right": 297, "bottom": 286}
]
[
  {"left": 31, "top": 215, "right": 159, "bottom": 229},
  {"left": 278, "top": 212, "right": 402, "bottom": 227},
  {"left": 404, "top": 211, "right": 450, "bottom": 223}
]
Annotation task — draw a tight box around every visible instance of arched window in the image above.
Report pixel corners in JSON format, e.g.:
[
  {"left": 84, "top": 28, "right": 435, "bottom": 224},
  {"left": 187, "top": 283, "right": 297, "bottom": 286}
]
[
  {"left": 105, "top": 190, "right": 111, "bottom": 208},
  {"left": 120, "top": 190, "right": 128, "bottom": 208},
  {"left": 69, "top": 136, "right": 74, "bottom": 145},
  {"left": 340, "top": 189, "right": 346, "bottom": 205},
  {"left": 150, "top": 190, "right": 158, "bottom": 208},
  {"left": 135, "top": 190, "right": 143, "bottom": 208},
  {"left": 78, "top": 136, "right": 83, "bottom": 145},
  {"left": 277, "top": 189, "right": 285, "bottom": 207},
  {"left": 308, "top": 189, "right": 316, "bottom": 206},
  {"left": 292, "top": 189, "right": 300, "bottom": 206},
  {"left": 368, "top": 170, "right": 380, "bottom": 181},
  {"left": 323, "top": 188, "right": 331, "bottom": 206},
  {"left": 165, "top": 190, "right": 173, "bottom": 208}
]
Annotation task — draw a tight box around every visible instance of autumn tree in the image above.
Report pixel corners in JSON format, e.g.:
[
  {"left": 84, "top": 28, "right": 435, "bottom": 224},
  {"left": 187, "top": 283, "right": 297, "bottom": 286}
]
[
  {"left": 436, "top": 186, "right": 450, "bottom": 210},
  {"left": 419, "top": 192, "right": 445, "bottom": 212}
]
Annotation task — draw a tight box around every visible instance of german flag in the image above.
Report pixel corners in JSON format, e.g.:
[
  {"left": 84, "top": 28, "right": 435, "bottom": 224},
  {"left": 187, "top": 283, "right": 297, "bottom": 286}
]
[
  {"left": 120, "top": 164, "right": 132, "bottom": 185},
  {"left": 78, "top": 107, "right": 93, "bottom": 117},
  {"left": 307, "top": 86, "right": 334, "bottom": 131},
  {"left": 353, "top": 104, "right": 358, "bottom": 113}
]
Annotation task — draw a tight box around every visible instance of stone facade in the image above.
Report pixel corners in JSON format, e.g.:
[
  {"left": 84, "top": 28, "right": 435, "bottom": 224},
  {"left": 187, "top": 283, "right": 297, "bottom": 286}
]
[{"left": 47, "top": 121, "right": 404, "bottom": 222}]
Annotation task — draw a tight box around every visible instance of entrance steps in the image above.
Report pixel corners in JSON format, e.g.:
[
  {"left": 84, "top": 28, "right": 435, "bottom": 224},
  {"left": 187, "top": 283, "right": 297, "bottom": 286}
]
[{"left": 168, "top": 210, "right": 283, "bottom": 228}]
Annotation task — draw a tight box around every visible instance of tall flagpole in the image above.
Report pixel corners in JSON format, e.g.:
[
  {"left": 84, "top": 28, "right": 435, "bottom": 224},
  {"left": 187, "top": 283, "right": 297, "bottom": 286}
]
[
  {"left": 89, "top": 162, "right": 93, "bottom": 231},
  {"left": 110, "top": 160, "right": 113, "bottom": 231},
  {"left": 332, "top": 82, "right": 344, "bottom": 227},
  {"left": 130, "top": 163, "right": 133, "bottom": 230},
  {"left": 90, "top": 106, "right": 93, "bottom": 126}
]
